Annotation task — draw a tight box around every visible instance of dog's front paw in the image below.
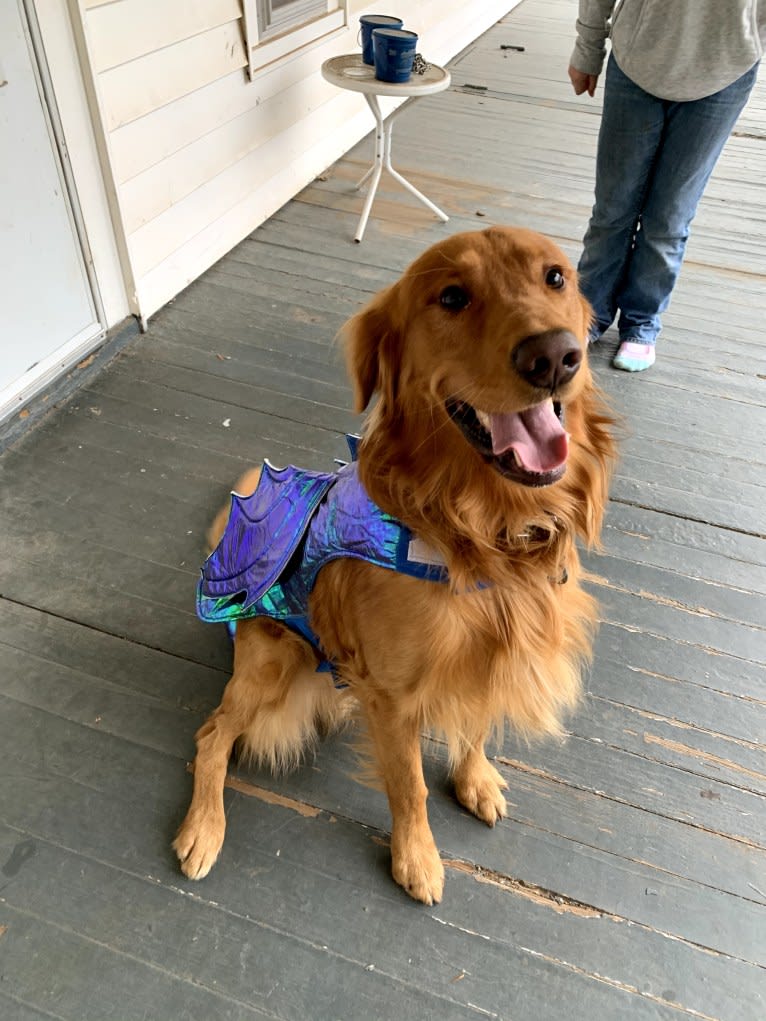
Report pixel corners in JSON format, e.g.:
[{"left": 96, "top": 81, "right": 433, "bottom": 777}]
[
  {"left": 391, "top": 830, "right": 445, "bottom": 905},
  {"left": 173, "top": 809, "right": 226, "bottom": 879},
  {"left": 454, "top": 758, "right": 508, "bottom": 827}
]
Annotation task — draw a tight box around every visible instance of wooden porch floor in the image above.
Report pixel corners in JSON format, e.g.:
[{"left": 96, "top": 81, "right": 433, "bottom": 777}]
[{"left": 1, "top": 1, "right": 764, "bottom": 1017}]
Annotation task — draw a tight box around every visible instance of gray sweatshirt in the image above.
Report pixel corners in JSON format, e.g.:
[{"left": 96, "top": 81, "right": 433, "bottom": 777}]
[{"left": 570, "top": 0, "right": 764, "bottom": 101}]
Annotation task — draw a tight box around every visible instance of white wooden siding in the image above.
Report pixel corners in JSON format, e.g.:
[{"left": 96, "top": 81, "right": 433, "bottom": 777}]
[
  {"left": 76, "top": 0, "right": 521, "bottom": 320},
  {"left": 135, "top": 94, "right": 371, "bottom": 317},
  {"left": 97, "top": 21, "right": 248, "bottom": 131},
  {"left": 87, "top": 0, "right": 243, "bottom": 73},
  {"left": 129, "top": 84, "right": 366, "bottom": 279},
  {"left": 119, "top": 73, "right": 342, "bottom": 236}
]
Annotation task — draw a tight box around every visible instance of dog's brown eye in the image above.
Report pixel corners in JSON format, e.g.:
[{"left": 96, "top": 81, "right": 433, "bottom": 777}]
[
  {"left": 439, "top": 285, "right": 471, "bottom": 311},
  {"left": 545, "top": 267, "right": 566, "bottom": 290}
]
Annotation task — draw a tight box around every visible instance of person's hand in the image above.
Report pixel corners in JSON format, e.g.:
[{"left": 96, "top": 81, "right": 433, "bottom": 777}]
[{"left": 568, "top": 65, "right": 598, "bottom": 97}]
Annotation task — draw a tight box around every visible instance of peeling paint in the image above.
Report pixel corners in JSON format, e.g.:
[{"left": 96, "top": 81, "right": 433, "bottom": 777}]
[
  {"left": 223, "top": 774, "right": 321, "bottom": 818},
  {"left": 629, "top": 705, "right": 765, "bottom": 753},
  {"left": 432, "top": 912, "right": 492, "bottom": 941},
  {"left": 495, "top": 755, "right": 556, "bottom": 782},
  {"left": 443, "top": 859, "right": 603, "bottom": 919},
  {"left": 642, "top": 733, "right": 766, "bottom": 785},
  {"left": 594, "top": 578, "right": 718, "bottom": 618},
  {"left": 184, "top": 760, "right": 323, "bottom": 818},
  {"left": 464, "top": 1001, "right": 500, "bottom": 1019},
  {"left": 518, "top": 946, "right": 721, "bottom": 1020}
]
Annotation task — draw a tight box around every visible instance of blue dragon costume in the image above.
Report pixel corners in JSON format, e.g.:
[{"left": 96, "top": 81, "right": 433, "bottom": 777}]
[{"left": 197, "top": 437, "right": 448, "bottom": 671}]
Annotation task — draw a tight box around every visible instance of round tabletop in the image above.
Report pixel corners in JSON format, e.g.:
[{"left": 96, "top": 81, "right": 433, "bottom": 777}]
[{"left": 321, "top": 53, "right": 451, "bottom": 98}]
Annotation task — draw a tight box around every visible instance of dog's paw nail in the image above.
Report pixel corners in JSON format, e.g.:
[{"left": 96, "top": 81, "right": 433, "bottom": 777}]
[
  {"left": 393, "top": 845, "right": 445, "bottom": 905},
  {"left": 455, "top": 774, "right": 508, "bottom": 827},
  {"left": 173, "top": 816, "right": 225, "bottom": 879},
  {"left": 178, "top": 850, "right": 215, "bottom": 880}
]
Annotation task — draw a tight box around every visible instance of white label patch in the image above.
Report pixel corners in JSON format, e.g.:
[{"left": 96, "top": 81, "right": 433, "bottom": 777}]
[{"left": 407, "top": 537, "right": 447, "bottom": 568}]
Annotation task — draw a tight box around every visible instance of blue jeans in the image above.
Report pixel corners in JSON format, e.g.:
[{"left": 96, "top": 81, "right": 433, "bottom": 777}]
[{"left": 578, "top": 54, "right": 758, "bottom": 345}]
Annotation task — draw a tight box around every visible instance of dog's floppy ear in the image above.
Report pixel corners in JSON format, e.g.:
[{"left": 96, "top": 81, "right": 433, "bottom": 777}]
[{"left": 343, "top": 285, "right": 399, "bottom": 412}]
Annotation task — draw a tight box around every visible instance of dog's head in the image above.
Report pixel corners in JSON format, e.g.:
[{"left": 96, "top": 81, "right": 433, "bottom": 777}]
[{"left": 344, "top": 227, "right": 615, "bottom": 574}]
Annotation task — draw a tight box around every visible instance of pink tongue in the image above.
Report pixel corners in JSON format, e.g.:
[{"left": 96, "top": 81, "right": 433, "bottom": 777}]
[{"left": 489, "top": 402, "right": 568, "bottom": 472}]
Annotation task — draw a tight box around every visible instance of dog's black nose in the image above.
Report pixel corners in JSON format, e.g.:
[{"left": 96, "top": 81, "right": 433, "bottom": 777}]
[{"left": 513, "top": 329, "right": 582, "bottom": 390}]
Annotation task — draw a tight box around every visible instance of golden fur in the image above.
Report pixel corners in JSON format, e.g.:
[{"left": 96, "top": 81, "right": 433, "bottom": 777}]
[{"left": 174, "top": 226, "right": 616, "bottom": 904}]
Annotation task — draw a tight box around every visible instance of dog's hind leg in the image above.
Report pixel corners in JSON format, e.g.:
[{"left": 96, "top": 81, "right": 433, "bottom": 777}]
[
  {"left": 451, "top": 733, "right": 508, "bottom": 827},
  {"left": 361, "top": 692, "right": 445, "bottom": 905},
  {"left": 174, "top": 617, "right": 335, "bottom": 879}
]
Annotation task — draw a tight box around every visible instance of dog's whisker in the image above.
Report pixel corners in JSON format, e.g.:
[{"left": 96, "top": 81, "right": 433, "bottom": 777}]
[
  {"left": 400, "top": 259, "right": 463, "bottom": 284},
  {"left": 402, "top": 382, "right": 493, "bottom": 458},
  {"left": 410, "top": 413, "right": 454, "bottom": 456}
]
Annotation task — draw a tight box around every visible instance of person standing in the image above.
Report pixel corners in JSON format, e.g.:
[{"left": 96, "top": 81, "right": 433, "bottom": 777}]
[{"left": 569, "top": 1, "right": 764, "bottom": 371}]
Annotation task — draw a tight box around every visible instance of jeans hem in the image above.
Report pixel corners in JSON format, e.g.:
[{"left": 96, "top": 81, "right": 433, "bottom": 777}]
[{"left": 619, "top": 335, "right": 657, "bottom": 347}]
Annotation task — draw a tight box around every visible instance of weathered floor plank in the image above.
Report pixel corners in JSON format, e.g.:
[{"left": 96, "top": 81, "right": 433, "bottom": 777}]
[
  {"left": 1, "top": 0, "right": 764, "bottom": 1018},
  {"left": 0, "top": 694, "right": 762, "bottom": 1020}
]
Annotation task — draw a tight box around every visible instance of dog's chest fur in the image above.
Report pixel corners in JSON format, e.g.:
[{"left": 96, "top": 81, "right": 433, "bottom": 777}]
[{"left": 311, "top": 549, "right": 591, "bottom": 741}]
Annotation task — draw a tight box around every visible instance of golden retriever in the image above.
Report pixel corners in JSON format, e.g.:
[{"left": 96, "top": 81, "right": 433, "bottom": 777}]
[{"left": 174, "top": 226, "right": 615, "bottom": 904}]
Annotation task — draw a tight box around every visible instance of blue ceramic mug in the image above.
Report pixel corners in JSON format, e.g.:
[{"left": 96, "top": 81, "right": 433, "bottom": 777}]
[
  {"left": 372, "top": 28, "right": 418, "bottom": 84},
  {"left": 359, "top": 14, "right": 404, "bottom": 65}
]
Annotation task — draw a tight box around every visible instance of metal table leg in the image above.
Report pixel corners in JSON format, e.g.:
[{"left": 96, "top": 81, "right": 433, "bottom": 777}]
[{"left": 353, "top": 93, "right": 449, "bottom": 243}]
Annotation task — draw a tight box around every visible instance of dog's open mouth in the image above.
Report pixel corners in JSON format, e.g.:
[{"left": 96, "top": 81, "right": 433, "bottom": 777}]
[{"left": 446, "top": 397, "right": 568, "bottom": 487}]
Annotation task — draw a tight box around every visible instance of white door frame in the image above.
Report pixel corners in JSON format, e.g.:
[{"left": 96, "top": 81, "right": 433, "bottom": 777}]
[
  {"left": 23, "top": 0, "right": 105, "bottom": 325},
  {"left": 0, "top": 0, "right": 131, "bottom": 424}
]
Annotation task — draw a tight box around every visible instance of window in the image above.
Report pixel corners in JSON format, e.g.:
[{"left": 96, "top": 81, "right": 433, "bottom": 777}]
[
  {"left": 257, "top": 1, "right": 326, "bottom": 42},
  {"left": 242, "top": 0, "right": 347, "bottom": 78}
]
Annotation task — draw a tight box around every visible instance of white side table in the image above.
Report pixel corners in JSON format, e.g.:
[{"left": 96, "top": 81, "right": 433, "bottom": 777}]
[{"left": 321, "top": 54, "right": 452, "bottom": 242}]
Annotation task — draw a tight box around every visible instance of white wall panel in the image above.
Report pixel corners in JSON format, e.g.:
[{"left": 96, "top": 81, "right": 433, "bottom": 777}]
[
  {"left": 109, "top": 24, "right": 361, "bottom": 187},
  {"left": 136, "top": 101, "right": 373, "bottom": 317},
  {"left": 120, "top": 74, "right": 340, "bottom": 235},
  {"left": 75, "top": 0, "right": 521, "bottom": 319},
  {"left": 87, "top": 0, "right": 242, "bottom": 73},
  {"left": 129, "top": 84, "right": 361, "bottom": 279},
  {"left": 98, "top": 20, "right": 247, "bottom": 131}
]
